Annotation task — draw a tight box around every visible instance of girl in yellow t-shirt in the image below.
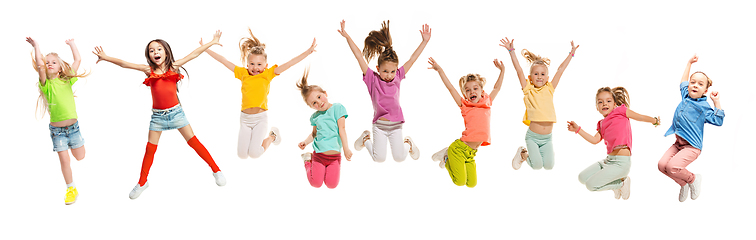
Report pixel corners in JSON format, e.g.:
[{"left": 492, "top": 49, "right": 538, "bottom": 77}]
[
  {"left": 27, "top": 37, "right": 90, "bottom": 205},
  {"left": 500, "top": 38, "right": 578, "bottom": 171},
  {"left": 203, "top": 28, "right": 316, "bottom": 159}
]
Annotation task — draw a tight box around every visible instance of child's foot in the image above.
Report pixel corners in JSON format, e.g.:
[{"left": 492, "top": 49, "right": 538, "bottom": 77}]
[
  {"left": 129, "top": 182, "right": 149, "bottom": 200},
  {"left": 612, "top": 189, "right": 621, "bottom": 200},
  {"left": 64, "top": 187, "right": 78, "bottom": 205},
  {"left": 213, "top": 171, "right": 227, "bottom": 186},
  {"left": 439, "top": 156, "right": 447, "bottom": 169},
  {"left": 620, "top": 177, "right": 631, "bottom": 200},
  {"left": 431, "top": 147, "right": 448, "bottom": 162},
  {"left": 270, "top": 127, "right": 281, "bottom": 145},
  {"left": 690, "top": 174, "right": 703, "bottom": 200},
  {"left": 512, "top": 146, "right": 527, "bottom": 170},
  {"left": 679, "top": 184, "right": 690, "bottom": 202},
  {"left": 354, "top": 130, "right": 370, "bottom": 151},
  {"left": 301, "top": 152, "right": 312, "bottom": 162},
  {"left": 405, "top": 136, "right": 420, "bottom": 160}
]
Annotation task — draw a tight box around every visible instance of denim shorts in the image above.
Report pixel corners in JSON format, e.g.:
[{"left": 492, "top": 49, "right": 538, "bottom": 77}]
[
  {"left": 149, "top": 104, "right": 190, "bottom": 131},
  {"left": 49, "top": 121, "right": 85, "bottom": 152}
]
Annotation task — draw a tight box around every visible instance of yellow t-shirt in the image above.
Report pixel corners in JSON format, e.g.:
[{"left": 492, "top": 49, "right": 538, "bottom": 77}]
[
  {"left": 234, "top": 65, "right": 278, "bottom": 111},
  {"left": 522, "top": 81, "right": 556, "bottom": 126}
]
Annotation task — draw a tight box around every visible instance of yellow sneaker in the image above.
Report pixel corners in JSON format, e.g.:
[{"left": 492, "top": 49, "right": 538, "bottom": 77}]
[{"left": 64, "top": 187, "right": 78, "bottom": 205}]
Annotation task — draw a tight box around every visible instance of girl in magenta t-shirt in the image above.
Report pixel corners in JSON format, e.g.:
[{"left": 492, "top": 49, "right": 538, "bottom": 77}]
[
  {"left": 338, "top": 20, "right": 429, "bottom": 163},
  {"left": 567, "top": 87, "right": 659, "bottom": 200}
]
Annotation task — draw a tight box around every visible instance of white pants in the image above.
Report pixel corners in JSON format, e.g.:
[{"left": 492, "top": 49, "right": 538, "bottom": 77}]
[
  {"left": 237, "top": 111, "right": 269, "bottom": 159},
  {"left": 364, "top": 120, "right": 409, "bottom": 162}
]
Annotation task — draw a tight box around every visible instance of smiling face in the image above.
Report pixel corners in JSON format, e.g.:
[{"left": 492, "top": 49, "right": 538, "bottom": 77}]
[
  {"left": 44, "top": 54, "right": 62, "bottom": 77},
  {"left": 147, "top": 41, "right": 166, "bottom": 67},
  {"left": 246, "top": 54, "right": 268, "bottom": 76},
  {"left": 306, "top": 90, "right": 331, "bottom": 111},
  {"left": 528, "top": 64, "right": 549, "bottom": 87},
  {"left": 464, "top": 81, "right": 484, "bottom": 103},
  {"left": 596, "top": 91, "right": 617, "bottom": 117},
  {"left": 375, "top": 62, "right": 399, "bottom": 82},
  {"left": 688, "top": 72, "right": 709, "bottom": 99}
]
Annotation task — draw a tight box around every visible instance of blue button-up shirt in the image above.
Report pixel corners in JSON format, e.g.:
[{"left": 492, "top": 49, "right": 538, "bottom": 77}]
[{"left": 664, "top": 82, "right": 725, "bottom": 150}]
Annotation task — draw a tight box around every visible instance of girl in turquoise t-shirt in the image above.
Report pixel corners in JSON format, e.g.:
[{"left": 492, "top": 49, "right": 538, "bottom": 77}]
[
  {"left": 27, "top": 37, "right": 90, "bottom": 205},
  {"left": 295, "top": 69, "right": 352, "bottom": 189}
]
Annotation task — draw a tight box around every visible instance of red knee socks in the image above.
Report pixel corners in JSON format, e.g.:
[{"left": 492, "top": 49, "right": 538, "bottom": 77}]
[
  {"left": 138, "top": 142, "right": 158, "bottom": 186},
  {"left": 187, "top": 136, "right": 221, "bottom": 173}
]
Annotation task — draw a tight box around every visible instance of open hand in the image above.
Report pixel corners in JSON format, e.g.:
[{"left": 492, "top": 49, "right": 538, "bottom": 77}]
[
  {"left": 494, "top": 59, "right": 505, "bottom": 71},
  {"left": 338, "top": 20, "right": 348, "bottom": 38},
  {"left": 427, "top": 57, "right": 441, "bottom": 71},
  {"left": 26, "top": 37, "right": 37, "bottom": 47},
  {"left": 308, "top": 38, "right": 317, "bottom": 53},
  {"left": 209, "top": 30, "right": 223, "bottom": 46},
  {"left": 420, "top": 24, "right": 431, "bottom": 42},
  {"left": 570, "top": 41, "right": 580, "bottom": 55},
  {"left": 567, "top": 121, "right": 579, "bottom": 132},
  {"left": 499, "top": 37, "right": 514, "bottom": 51},
  {"left": 92, "top": 46, "right": 107, "bottom": 64},
  {"left": 65, "top": 39, "right": 76, "bottom": 46}
]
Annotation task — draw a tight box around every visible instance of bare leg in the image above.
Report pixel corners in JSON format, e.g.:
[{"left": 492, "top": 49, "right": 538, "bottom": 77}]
[{"left": 57, "top": 150, "right": 73, "bottom": 184}]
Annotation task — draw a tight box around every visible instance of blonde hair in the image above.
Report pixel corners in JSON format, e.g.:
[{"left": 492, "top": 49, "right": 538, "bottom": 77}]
[
  {"left": 691, "top": 71, "right": 713, "bottom": 88},
  {"left": 363, "top": 20, "right": 398, "bottom": 66},
  {"left": 459, "top": 73, "right": 486, "bottom": 97},
  {"left": 31, "top": 52, "right": 89, "bottom": 119},
  {"left": 296, "top": 67, "right": 326, "bottom": 105},
  {"left": 596, "top": 86, "right": 630, "bottom": 108},
  {"left": 239, "top": 28, "right": 267, "bottom": 65},
  {"left": 521, "top": 49, "right": 551, "bottom": 72}
]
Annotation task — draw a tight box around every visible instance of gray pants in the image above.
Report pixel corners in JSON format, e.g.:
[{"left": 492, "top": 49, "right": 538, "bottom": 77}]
[{"left": 578, "top": 155, "right": 631, "bottom": 191}]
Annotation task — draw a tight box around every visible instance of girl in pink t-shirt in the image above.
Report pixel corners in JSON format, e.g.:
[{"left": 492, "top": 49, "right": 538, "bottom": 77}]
[
  {"left": 338, "top": 20, "right": 429, "bottom": 163},
  {"left": 567, "top": 87, "right": 659, "bottom": 200},
  {"left": 427, "top": 57, "right": 505, "bottom": 187}
]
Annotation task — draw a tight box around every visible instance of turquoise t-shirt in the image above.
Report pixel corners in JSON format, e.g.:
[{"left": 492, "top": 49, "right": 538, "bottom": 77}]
[
  {"left": 310, "top": 103, "right": 348, "bottom": 153},
  {"left": 38, "top": 77, "right": 78, "bottom": 122}
]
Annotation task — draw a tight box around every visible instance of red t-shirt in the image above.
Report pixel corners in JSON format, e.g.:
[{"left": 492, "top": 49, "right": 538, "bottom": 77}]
[{"left": 143, "top": 69, "right": 183, "bottom": 109}]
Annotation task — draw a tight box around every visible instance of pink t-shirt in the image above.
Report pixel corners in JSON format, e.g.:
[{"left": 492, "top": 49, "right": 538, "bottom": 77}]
[
  {"left": 597, "top": 104, "right": 632, "bottom": 154},
  {"left": 460, "top": 92, "right": 492, "bottom": 146},
  {"left": 363, "top": 66, "right": 406, "bottom": 123}
]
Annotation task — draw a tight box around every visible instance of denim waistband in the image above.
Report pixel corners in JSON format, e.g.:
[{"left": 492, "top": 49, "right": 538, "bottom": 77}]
[
  {"left": 49, "top": 121, "right": 79, "bottom": 131},
  {"left": 152, "top": 104, "right": 182, "bottom": 113}
]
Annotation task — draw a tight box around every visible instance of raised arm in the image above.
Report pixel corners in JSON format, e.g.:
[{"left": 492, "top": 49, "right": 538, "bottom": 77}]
[
  {"left": 567, "top": 121, "right": 602, "bottom": 144},
  {"left": 402, "top": 24, "right": 431, "bottom": 74},
  {"left": 626, "top": 108, "right": 660, "bottom": 127},
  {"left": 173, "top": 30, "right": 223, "bottom": 68},
  {"left": 428, "top": 57, "right": 462, "bottom": 107},
  {"left": 489, "top": 59, "right": 506, "bottom": 102},
  {"left": 92, "top": 46, "right": 151, "bottom": 74},
  {"left": 65, "top": 39, "right": 82, "bottom": 73},
  {"left": 499, "top": 37, "right": 528, "bottom": 89},
  {"left": 274, "top": 38, "right": 317, "bottom": 75},
  {"left": 681, "top": 54, "right": 698, "bottom": 84},
  {"left": 337, "top": 116, "right": 352, "bottom": 161},
  {"left": 338, "top": 20, "right": 369, "bottom": 74},
  {"left": 551, "top": 41, "right": 579, "bottom": 89},
  {"left": 710, "top": 91, "right": 722, "bottom": 110},
  {"left": 200, "top": 39, "right": 235, "bottom": 72},
  {"left": 26, "top": 37, "right": 47, "bottom": 83}
]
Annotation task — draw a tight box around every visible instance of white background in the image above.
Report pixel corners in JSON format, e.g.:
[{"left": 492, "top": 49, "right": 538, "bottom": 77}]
[{"left": 2, "top": 0, "right": 753, "bottom": 239}]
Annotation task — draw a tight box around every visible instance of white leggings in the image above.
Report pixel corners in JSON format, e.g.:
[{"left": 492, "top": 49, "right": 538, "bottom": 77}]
[
  {"left": 237, "top": 111, "right": 269, "bottom": 159},
  {"left": 364, "top": 120, "right": 410, "bottom": 162}
]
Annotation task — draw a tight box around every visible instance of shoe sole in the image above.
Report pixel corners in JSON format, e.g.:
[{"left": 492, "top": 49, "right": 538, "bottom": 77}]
[
  {"left": 621, "top": 177, "right": 631, "bottom": 200},
  {"left": 406, "top": 136, "right": 420, "bottom": 160},
  {"left": 270, "top": 127, "right": 281, "bottom": 145},
  {"left": 354, "top": 130, "right": 369, "bottom": 151},
  {"left": 512, "top": 146, "right": 524, "bottom": 170}
]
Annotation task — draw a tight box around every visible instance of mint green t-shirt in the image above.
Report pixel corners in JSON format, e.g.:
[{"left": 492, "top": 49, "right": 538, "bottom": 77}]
[
  {"left": 38, "top": 77, "right": 78, "bottom": 122},
  {"left": 309, "top": 103, "right": 348, "bottom": 153}
]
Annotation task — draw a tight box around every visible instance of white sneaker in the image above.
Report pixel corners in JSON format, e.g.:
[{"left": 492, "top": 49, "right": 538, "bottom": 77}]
[
  {"left": 690, "top": 174, "right": 703, "bottom": 200},
  {"left": 354, "top": 130, "right": 370, "bottom": 151},
  {"left": 405, "top": 136, "right": 420, "bottom": 160},
  {"left": 512, "top": 146, "right": 526, "bottom": 170},
  {"left": 679, "top": 184, "right": 690, "bottom": 202},
  {"left": 270, "top": 127, "right": 281, "bottom": 145},
  {"left": 129, "top": 182, "right": 149, "bottom": 200},
  {"left": 431, "top": 147, "right": 448, "bottom": 162},
  {"left": 301, "top": 152, "right": 312, "bottom": 162},
  {"left": 439, "top": 156, "right": 447, "bottom": 169},
  {"left": 620, "top": 177, "right": 631, "bottom": 200},
  {"left": 213, "top": 171, "right": 226, "bottom": 186},
  {"left": 612, "top": 189, "right": 621, "bottom": 200}
]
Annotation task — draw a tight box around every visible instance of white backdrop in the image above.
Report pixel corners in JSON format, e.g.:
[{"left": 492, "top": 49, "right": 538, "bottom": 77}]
[{"left": 3, "top": 0, "right": 753, "bottom": 239}]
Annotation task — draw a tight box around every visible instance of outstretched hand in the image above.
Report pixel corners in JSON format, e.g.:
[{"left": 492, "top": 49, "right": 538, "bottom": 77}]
[
  {"left": 92, "top": 46, "right": 107, "bottom": 64},
  {"left": 420, "top": 24, "right": 431, "bottom": 42},
  {"left": 567, "top": 121, "right": 579, "bottom": 132},
  {"left": 338, "top": 20, "right": 349, "bottom": 38},
  {"left": 307, "top": 38, "right": 317, "bottom": 53},
  {"left": 427, "top": 57, "right": 442, "bottom": 71},
  {"left": 499, "top": 37, "right": 514, "bottom": 51},
  {"left": 209, "top": 30, "right": 223, "bottom": 46},
  {"left": 65, "top": 39, "right": 76, "bottom": 46},
  {"left": 494, "top": 59, "right": 505, "bottom": 71},
  {"left": 26, "top": 37, "right": 37, "bottom": 47},
  {"left": 689, "top": 54, "right": 698, "bottom": 64},
  {"left": 569, "top": 41, "right": 580, "bottom": 55}
]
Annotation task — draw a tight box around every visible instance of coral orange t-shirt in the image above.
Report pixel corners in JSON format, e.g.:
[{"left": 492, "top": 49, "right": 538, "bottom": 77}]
[
  {"left": 143, "top": 69, "right": 183, "bottom": 109},
  {"left": 460, "top": 92, "right": 492, "bottom": 146}
]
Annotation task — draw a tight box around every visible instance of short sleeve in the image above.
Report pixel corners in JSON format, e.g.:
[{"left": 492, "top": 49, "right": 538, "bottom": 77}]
[
  {"left": 522, "top": 82, "right": 533, "bottom": 94},
  {"left": 333, "top": 103, "right": 348, "bottom": 120},
  {"left": 69, "top": 77, "right": 78, "bottom": 85},
  {"left": 310, "top": 111, "right": 318, "bottom": 126},
  {"left": 262, "top": 65, "right": 279, "bottom": 79},
  {"left": 617, "top": 105, "right": 628, "bottom": 117},
  {"left": 596, "top": 120, "right": 601, "bottom": 133},
  {"left": 680, "top": 81, "right": 689, "bottom": 99},
  {"left": 395, "top": 66, "right": 406, "bottom": 82},
  {"left": 234, "top": 66, "right": 248, "bottom": 80},
  {"left": 363, "top": 68, "right": 376, "bottom": 87}
]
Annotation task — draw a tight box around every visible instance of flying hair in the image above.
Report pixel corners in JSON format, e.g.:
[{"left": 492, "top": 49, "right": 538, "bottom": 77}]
[
  {"left": 31, "top": 52, "right": 90, "bottom": 120},
  {"left": 296, "top": 67, "right": 326, "bottom": 104},
  {"left": 363, "top": 20, "right": 398, "bottom": 66},
  {"left": 459, "top": 73, "right": 486, "bottom": 97},
  {"left": 521, "top": 49, "right": 551, "bottom": 72},
  {"left": 239, "top": 28, "right": 267, "bottom": 65},
  {"left": 596, "top": 86, "right": 630, "bottom": 108}
]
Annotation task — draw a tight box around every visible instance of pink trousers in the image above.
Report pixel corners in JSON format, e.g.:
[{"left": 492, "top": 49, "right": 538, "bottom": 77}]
[
  {"left": 305, "top": 152, "right": 341, "bottom": 189},
  {"left": 658, "top": 135, "right": 701, "bottom": 186}
]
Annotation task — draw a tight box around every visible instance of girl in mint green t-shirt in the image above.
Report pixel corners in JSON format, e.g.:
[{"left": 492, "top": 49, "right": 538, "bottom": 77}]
[{"left": 27, "top": 37, "right": 90, "bottom": 205}]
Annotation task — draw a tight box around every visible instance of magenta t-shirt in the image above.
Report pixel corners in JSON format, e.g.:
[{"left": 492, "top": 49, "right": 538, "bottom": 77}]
[
  {"left": 597, "top": 104, "right": 632, "bottom": 154},
  {"left": 363, "top": 66, "right": 406, "bottom": 123}
]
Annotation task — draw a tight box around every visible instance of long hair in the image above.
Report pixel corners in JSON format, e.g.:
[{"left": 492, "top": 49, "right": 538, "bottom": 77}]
[
  {"left": 363, "top": 21, "right": 398, "bottom": 66},
  {"left": 596, "top": 86, "right": 630, "bottom": 108},
  {"left": 296, "top": 67, "right": 326, "bottom": 105},
  {"left": 31, "top": 52, "right": 89, "bottom": 119},
  {"left": 459, "top": 73, "right": 486, "bottom": 97},
  {"left": 239, "top": 28, "right": 267, "bottom": 65},
  {"left": 521, "top": 49, "right": 551, "bottom": 73}
]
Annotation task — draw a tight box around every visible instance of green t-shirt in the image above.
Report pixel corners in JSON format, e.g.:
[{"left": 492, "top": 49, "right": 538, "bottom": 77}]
[
  {"left": 309, "top": 103, "right": 348, "bottom": 153},
  {"left": 38, "top": 77, "right": 78, "bottom": 122}
]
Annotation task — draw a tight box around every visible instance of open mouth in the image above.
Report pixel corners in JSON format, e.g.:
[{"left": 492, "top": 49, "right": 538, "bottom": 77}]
[
  {"left": 154, "top": 56, "right": 162, "bottom": 62},
  {"left": 602, "top": 107, "right": 609, "bottom": 111},
  {"left": 469, "top": 95, "right": 478, "bottom": 101}
]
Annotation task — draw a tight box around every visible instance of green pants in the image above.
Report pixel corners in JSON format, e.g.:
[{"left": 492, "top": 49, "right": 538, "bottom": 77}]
[
  {"left": 525, "top": 129, "right": 554, "bottom": 170},
  {"left": 446, "top": 139, "right": 477, "bottom": 188},
  {"left": 578, "top": 155, "right": 631, "bottom": 191}
]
